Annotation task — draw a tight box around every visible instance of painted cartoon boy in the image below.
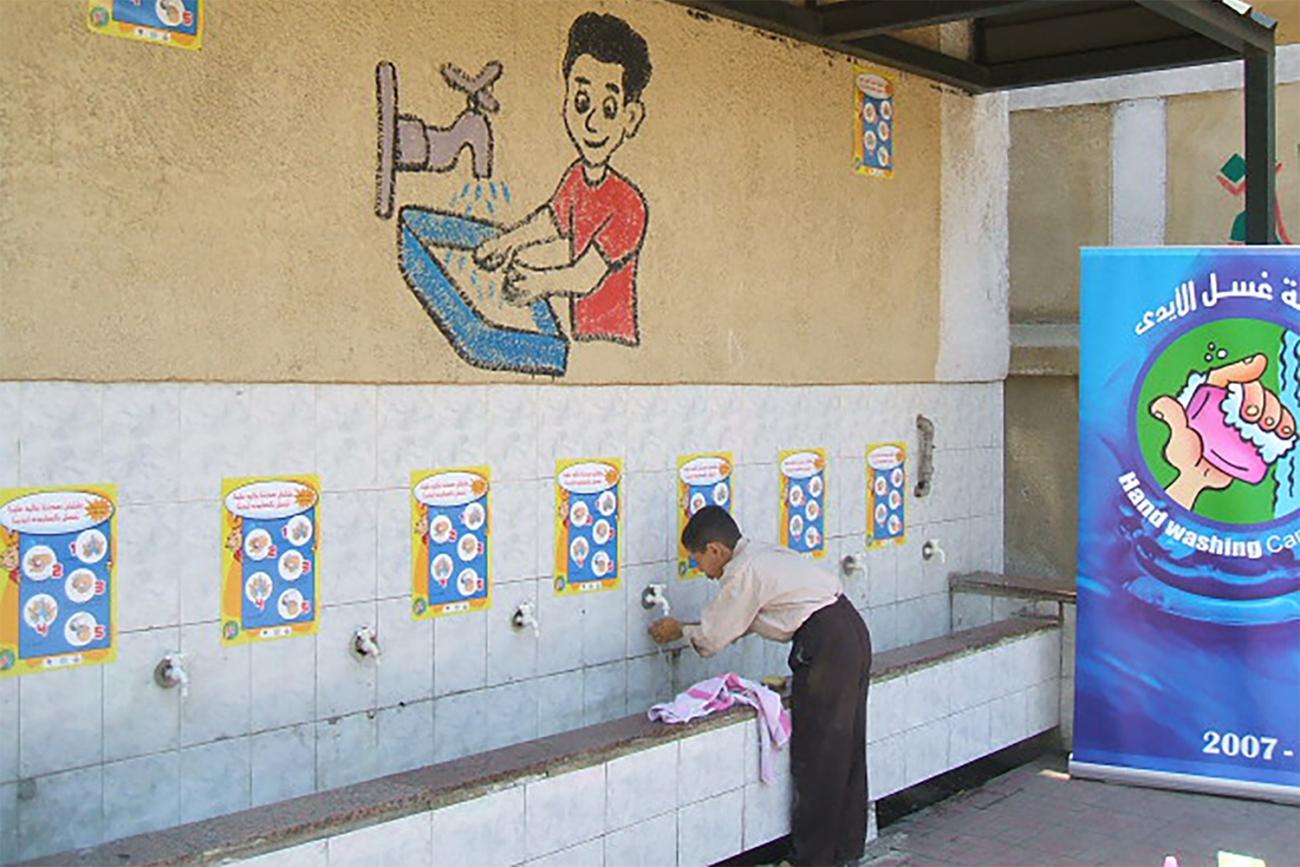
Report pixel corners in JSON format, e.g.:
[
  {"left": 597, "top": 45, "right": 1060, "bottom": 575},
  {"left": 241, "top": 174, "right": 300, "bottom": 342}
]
[{"left": 475, "top": 12, "right": 651, "bottom": 346}]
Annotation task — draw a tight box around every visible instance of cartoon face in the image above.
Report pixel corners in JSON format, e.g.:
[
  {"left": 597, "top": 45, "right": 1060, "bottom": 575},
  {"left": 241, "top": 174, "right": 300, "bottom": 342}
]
[
  {"left": 1, "top": 546, "right": 17, "bottom": 573},
  {"left": 225, "top": 524, "right": 243, "bottom": 553},
  {"left": 564, "top": 54, "right": 644, "bottom": 169}
]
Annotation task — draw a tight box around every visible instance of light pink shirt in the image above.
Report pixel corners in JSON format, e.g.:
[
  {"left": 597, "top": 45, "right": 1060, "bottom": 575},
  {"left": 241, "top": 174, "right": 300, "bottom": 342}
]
[{"left": 682, "top": 538, "right": 842, "bottom": 658}]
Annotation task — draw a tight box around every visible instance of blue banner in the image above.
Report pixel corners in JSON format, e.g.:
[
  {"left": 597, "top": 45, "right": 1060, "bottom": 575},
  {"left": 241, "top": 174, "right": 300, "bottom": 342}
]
[{"left": 1076, "top": 247, "right": 1300, "bottom": 801}]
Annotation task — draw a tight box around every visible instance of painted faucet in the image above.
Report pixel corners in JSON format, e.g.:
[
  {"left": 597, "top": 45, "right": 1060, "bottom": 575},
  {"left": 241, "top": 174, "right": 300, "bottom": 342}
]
[{"left": 374, "top": 60, "right": 503, "bottom": 218}]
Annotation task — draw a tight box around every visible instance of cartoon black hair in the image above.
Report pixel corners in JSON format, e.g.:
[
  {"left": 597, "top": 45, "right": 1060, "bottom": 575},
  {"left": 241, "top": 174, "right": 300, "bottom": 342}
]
[{"left": 563, "top": 12, "right": 652, "bottom": 103}]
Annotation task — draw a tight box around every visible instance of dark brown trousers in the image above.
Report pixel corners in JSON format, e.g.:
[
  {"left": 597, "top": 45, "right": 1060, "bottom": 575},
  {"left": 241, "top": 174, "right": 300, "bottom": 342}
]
[{"left": 787, "top": 595, "right": 873, "bottom": 867}]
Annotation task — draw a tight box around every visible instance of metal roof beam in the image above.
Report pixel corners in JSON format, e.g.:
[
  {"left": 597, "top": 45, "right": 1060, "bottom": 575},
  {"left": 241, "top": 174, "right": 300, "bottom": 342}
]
[
  {"left": 1134, "top": 0, "right": 1276, "bottom": 54},
  {"left": 986, "top": 35, "right": 1235, "bottom": 88},
  {"left": 1245, "top": 48, "right": 1277, "bottom": 243},
  {"left": 847, "top": 35, "right": 994, "bottom": 92},
  {"left": 815, "top": 0, "right": 1043, "bottom": 41}
]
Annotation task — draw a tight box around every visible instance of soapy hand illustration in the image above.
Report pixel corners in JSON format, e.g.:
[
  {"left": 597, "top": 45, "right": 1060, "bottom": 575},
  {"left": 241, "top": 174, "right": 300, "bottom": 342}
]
[{"left": 1150, "top": 354, "right": 1297, "bottom": 510}]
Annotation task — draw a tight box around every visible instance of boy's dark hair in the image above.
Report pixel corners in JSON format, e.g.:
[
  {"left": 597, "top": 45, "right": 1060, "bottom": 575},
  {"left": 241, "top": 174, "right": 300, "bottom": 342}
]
[
  {"left": 563, "top": 12, "right": 653, "bottom": 103},
  {"left": 681, "top": 506, "right": 741, "bottom": 553}
]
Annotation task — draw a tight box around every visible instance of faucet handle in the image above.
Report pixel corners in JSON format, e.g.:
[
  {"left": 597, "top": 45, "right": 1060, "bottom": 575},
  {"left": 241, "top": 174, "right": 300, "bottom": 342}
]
[{"left": 440, "top": 61, "right": 502, "bottom": 113}]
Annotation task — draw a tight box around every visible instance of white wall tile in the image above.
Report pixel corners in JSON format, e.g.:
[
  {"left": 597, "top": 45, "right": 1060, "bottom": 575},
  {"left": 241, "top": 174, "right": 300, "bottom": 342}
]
[
  {"left": 606, "top": 741, "right": 678, "bottom": 831},
  {"left": 432, "top": 689, "right": 488, "bottom": 762},
  {"left": 604, "top": 810, "right": 676, "bottom": 867},
  {"left": 0, "top": 383, "right": 18, "bottom": 487},
  {"left": 424, "top": 386, "right": 490, "bottom": 470},
  {"left": 178, "top": 622, "right": 250, "bottom": 746},
  {"left": 536, "top": 586, "right": 584, "bottom": 677},
  {"left": 102, "top": 383, "right": 181, "bottom": 503},
  {"left": 251, "top": 724, "right": 316, "bottom": 807},
  {"left": 104, "top": 627, "right": 181, "bottom": 762},
  {"left": 625, "top": 471, "right": 673, "bottom": 566},
  {"left": 742, "top": 774, "right": 792, "bottom": 851},
  {"left": 488, "top": 581, "right": 539, "bottom": 686},
  {"left": 582, "top": 586, "right": 627, "bottom": 666},
  {"left": 730, "top": 463, "right": 778, "bottom": 546},
  {"left": 175, "top": 501, "right": 221, "bottom": 626},
  {"left": 626, "top": 387, "right": 675, "bottom": 473},
  {"left": 866, "top": 675, "right": 906, "bottom": 744},
  {"left": 180, "top": 736, "right": 250, "bottom": 823},
  {"left": 103, "top": 751, "right": 180, "bottom": 842},
  {"left": 626, "top": 652, "right": 676, "bottom": 715},
  {"left": 0, "top": 781, "right": 16, "bottom": 866},
  {"left": 583, "top": 660, "right": 627, "bottom": 725},
  {"left": 527, "top": 836, "right": 604, "bottom": 867},
  {"left": 176, "top": 386, "right": 254, "bottom": 500},
  {"left": 948, "top": 703, "right": 992, "bottom": 768},
  {"left": 903, "top": 662, "right": 951, "bottom": 730},
  {"left": 317, "top": 601, "right": 379, "bottom": 718},
  {"left": 867, "top": 733, "right": 906, "bottom": 800},
  {"left": 377, "top": 596, "right": 433, "bottom": 707},
  {"left": 17, "top": 765, "right": 103, "bottom": 861},
  {"left": 316, "top": 711, "right": 379, "bottom": 792},
  {"left": 492, "top": 479, "right": 541, "bottom": 582},
  {"left": 376, "top": 487, "right": 412, "bottom": 600},
  {"left": 902, "top": 717, "right": 950, "bottom": 788},
  {"left": 430, "top": 785, "right": 526, "bottom": 867},
  {"left": 624, "top": 566, "right": 666, "bottom": 659},
  {"left": 1026, "top": 679, "right": 1060, "bottom": 734},
  {"left": 433, "top": 608, "right": 487, "bottom": 697},
  {"left": 951, "top": 592, "right": 993, "bottom": 633},
  {"left": 19, "top": 382, "right": 105, "bottom": 486},
  {"left": 316, "top": 385, "right": 378, "bottom": 491},
  {"left": 322, "top": 491, "right": 378, "bottom": 605},
  {"left": 376, "top": 387, "right": 439, "bottom": 486},
  {"left": 678, "top": 788, "right": 743, "bottom": 867},
  {"left": 115, "top": 504, "right": 182, "bottom": 632},
  {"left": 946, "top": 651, "right": 991, "bottom": 715},
  {"left": 20, "top": 664, "right": 102, "bottom": 776},
  {"left": 1027, "top": 630, "right": 1062, "bottom": 683},
  {"left": 250, "top": 634, "right": 318, "bottom": 733},
  {"left": 330, "top": 812, "right": 433, "bottom": 867},
  {"left": 238, "top": 840, "right": 328, "bottom": 867},
  {"left": 988, "top": 690, "right": 1029, "bottom": 751},
  {"left": 241, "top": 385, "right": 318, "bottom": 478},
  {"left": 375, "top": 699, "right": 436, "bottom": 776},
  {"left": 482, "top": 385, "right": 540, "bottom": 482},
  {"left": 0, "top": 680, "right": 15, "bottom": 784},
  {"left": 678, "top": 724, "right": 745, "bottom": 805},
  {"left": 536, "top": 669, "right": 585, "bottom": 738},
  {"left": 525, "top": 765, "right": 606, "bottom": 859}
]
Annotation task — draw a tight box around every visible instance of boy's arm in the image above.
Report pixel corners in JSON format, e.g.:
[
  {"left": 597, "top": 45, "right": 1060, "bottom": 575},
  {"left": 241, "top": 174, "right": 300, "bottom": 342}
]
[
  {"left": 502, "top": 246, "right": 609, "bottom": 306},
  {"left": 475, "top": 206, "right": 561, "bottom": 270}
]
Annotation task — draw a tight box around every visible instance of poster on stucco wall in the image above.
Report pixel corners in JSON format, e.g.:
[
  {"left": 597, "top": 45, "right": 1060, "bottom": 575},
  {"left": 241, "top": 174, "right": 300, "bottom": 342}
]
[
  {"left": 0, "top": 485, "right": 118, "bottom": 678},
  {"left": 1074, "top": 247, "right": 1300, "bottom": 803},
  {"left": 554, "top": 458, "right": 622, "bottom": 596},
  {"left": 410, "top": 467, "right": 492, "bottom": 619},
  {"left": 853, "top": 67, "right": 895, "bottom": 178},
  {"left": 676, "top": 452, "right": 734, "bottom": 580},
  {"left": 779, "top": 449, "right": 828, "bottom": 558},
  {"left": 866, "top": 442, "right": 907, "bottom": 549},
  {"left": 220, "top": 476, "right": 320, "bottom": 646},
  {"left": 86, "top": 0, "right": 203, "bottom": 50}
]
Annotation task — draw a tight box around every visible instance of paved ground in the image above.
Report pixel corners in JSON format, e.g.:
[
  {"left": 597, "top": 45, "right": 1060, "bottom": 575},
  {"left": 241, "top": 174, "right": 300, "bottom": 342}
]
[{"left": 863, "top": 754, "right": 1299, "bottom": 867}]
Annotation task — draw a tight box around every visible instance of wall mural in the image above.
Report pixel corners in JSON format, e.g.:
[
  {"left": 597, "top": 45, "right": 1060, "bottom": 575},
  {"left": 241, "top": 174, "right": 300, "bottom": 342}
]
[
  {"left": 1217, "top": 153, "right": 1293, "bottom": 245},
  {"left": 375, "top": 12, "right": 652, "bottom": 377}
]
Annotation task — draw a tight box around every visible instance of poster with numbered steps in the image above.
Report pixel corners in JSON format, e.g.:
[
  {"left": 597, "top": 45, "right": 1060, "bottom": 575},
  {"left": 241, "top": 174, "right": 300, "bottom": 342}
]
[
  {"left": 554, "top": 458, "right": 622, "bottom": 596},
  {"left": 867, "top": 442, "right": 907, "bottom": 549},
  {"left": 411, "top": 467, "right": 492, "bottom": 619},
  {"left": 853, "top": 66, "right": 895, "bottom": 178},
  {"left": 677, "top": 452, "right": 734, "bottom": 579},
  {"left": 220, "top": 476, "right": 320, "bottom": 646},
  {"left": 779, "top": 449, "right": 828, "bottom": 558},
  {"left": 0, "top": 485, "right": 118, "bottom": 678}
]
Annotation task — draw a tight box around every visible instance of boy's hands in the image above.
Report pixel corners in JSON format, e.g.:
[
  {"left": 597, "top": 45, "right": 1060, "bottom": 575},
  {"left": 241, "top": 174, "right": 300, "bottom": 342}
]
[
  {"left": 648, "top": 617, "right": 684, "bottom": 645},
  {"left": 474, "top": 235, "right": 515, "bottom": 271}
]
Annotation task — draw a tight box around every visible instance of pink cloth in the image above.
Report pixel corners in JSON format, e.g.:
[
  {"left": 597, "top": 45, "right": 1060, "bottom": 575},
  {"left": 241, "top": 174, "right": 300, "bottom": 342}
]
[{"left": 647, "top": 672, "right": 792, "bottom": 784}]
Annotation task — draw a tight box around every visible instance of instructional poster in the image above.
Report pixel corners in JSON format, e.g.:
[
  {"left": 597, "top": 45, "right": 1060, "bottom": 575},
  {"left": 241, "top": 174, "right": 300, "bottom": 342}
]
[
  {"left": 853, "top": 66, "right": 895, "bottom": 178},
  {"left": 677, "top": 452, "right": 734, "bottom": 579},
  {"left": 779, "top": 449, "right": 828, "bottom": 559},
  {"left": 0, "top": 486, "right": 118, "bottom": 678},
  {"left": 87, "top": 0, "right": 203, "bottom": 51},
  {"left": 220, "top": 476, "right": 321, "bottom": 646},
  {"left": 867, "top": 442, "right": 907, "bottom": 549},
  {"left": 554, "top": 458, "right": 622, "bottom": 596},
  {"left": 411, "top": 467, "right": 492, "bottom": 619}
]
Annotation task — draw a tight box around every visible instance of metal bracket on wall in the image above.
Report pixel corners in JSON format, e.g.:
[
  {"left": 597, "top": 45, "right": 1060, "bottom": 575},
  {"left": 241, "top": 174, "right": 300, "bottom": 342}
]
[{"left": 915, "top": 413, "right": 935, "bottom": 498}]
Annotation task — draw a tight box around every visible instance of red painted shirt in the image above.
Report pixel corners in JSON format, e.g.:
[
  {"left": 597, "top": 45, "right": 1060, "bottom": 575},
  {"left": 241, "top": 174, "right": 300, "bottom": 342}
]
[{"left": 549, "top": 162, "right": 647, "bottom": 345}]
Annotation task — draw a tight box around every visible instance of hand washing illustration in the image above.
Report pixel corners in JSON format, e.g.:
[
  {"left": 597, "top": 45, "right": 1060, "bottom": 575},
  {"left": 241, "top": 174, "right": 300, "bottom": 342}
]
[
  {"left": 375, "top": 13, "right": 652, "bottom": 377},
  {"left": 1143, "top": 322, "right": 1299, "bottom": 521}
]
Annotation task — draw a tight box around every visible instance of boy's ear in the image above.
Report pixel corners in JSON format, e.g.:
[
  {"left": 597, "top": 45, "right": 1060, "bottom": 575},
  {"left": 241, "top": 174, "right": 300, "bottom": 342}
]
[{"left": 624, "top": 101, "right": 646, "bottom": 139}]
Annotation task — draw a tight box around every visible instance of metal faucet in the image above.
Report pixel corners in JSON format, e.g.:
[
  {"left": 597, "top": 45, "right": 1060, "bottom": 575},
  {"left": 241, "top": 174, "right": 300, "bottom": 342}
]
[{"left": 375, "top": 60, "right": 503, "bottom": 218}]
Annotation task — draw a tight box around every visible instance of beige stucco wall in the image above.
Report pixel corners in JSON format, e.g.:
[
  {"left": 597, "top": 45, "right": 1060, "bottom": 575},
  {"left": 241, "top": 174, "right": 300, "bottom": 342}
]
[
  {"left": 0, "top": 0, "right": 949, "bottom": 384},
  {"left": 1165, "top": 82, "right": 1300, "bottom": 245},
  {"left": 1008, "top": 105, "right": 1111, "bottom": 323}
]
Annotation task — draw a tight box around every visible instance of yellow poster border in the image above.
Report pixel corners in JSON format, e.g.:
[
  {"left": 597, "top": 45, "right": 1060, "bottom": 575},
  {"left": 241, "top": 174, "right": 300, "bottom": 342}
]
[
  {"left": 220, "top": 474, "right": 321, "bottom": 647},
  {"left": 87, "top": 0, "right": 204, "bottom": 50},
  {"left": 553, "top": 457, "right": 623, "bottom": 597},
  {"left": 410, "top": 466, "right": 493, "bottom": 620},
  {"left": 0, "top": 484, "right": 119, "bottom": 679}
]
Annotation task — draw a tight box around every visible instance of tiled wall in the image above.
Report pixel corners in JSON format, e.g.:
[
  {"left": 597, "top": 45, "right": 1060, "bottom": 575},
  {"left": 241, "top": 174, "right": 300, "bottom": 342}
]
[
  {"left": 223, "top": 628, "right": 1059, "bottom": 867},
  {"left": 0, "top": 380, "right": 1003, "bottom": 862}
]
